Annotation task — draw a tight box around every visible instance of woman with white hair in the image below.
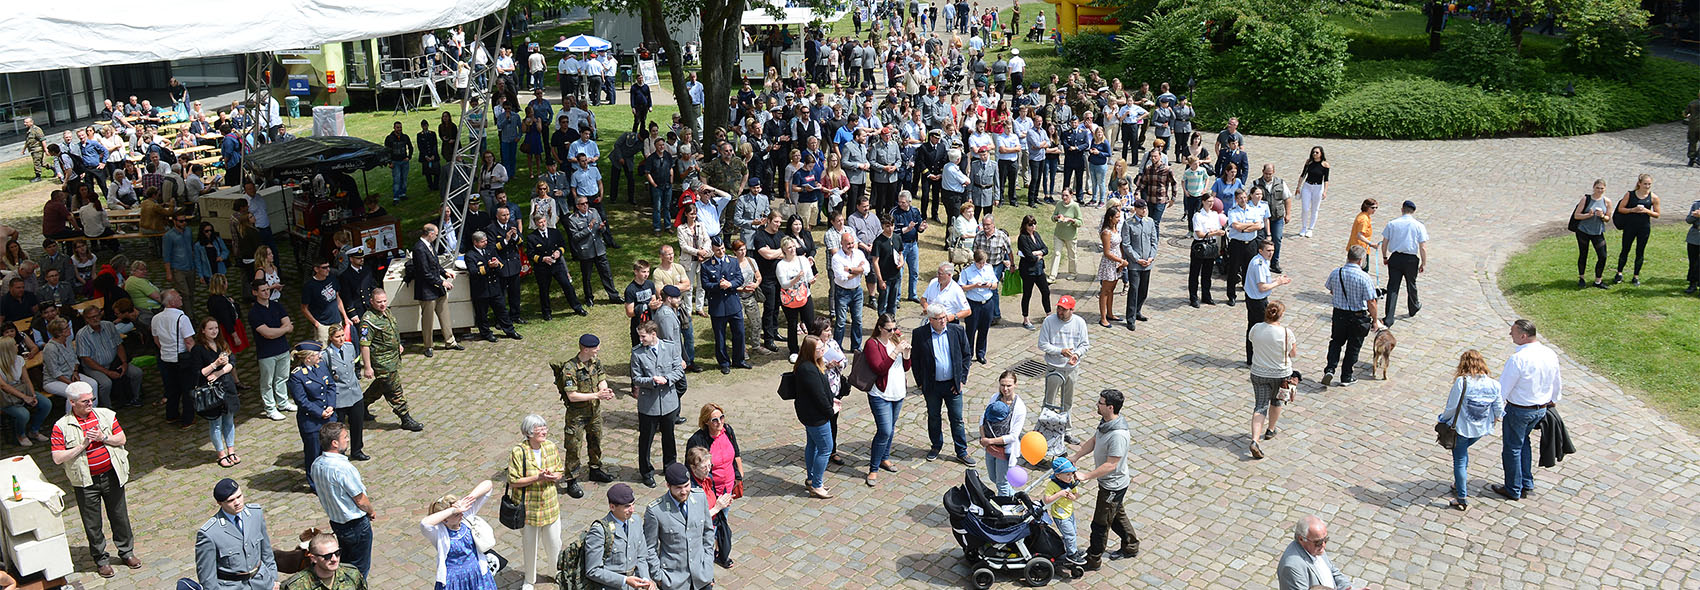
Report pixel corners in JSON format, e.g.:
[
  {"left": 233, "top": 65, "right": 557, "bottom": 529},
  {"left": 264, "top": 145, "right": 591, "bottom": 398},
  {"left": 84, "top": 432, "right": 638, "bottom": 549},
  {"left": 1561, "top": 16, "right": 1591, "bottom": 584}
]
[{"left": 506, "top": 414, "right": 564, "bottom": 590}]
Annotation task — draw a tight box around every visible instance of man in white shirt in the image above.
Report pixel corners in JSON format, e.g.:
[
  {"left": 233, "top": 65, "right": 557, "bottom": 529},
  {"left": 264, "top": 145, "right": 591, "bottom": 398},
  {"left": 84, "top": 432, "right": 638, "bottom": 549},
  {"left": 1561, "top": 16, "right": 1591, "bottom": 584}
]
[
  {"left": 1493, "top": 319, "right": 1561, "bottom": 501},
  {"left": 1007, "top": 48, "right": 1026, "bottom": 95},
  {"left": 585, "top": 55, "right": 607, "bottom": 106},
  {"left": 920, "top": 263, "right": 970, "bottom": 322},
  {"left": 830, "top": 232, "right": 869, "bottom": 352},
  {"left": 149, "top": 290, "right": 195, "bottom": 426},
  {"left": 1036, "top": 295, "right": 1089, "bottom": 414},
  {"left": 562, "top": 55, "right": 583, "bottom": 101},
  {"left": 242, "top": 180, "right": 275, "bottom": 252},
  {"left": 1378, "top": 199, "right": 1429, "bottom": 325},
  {"left": 528, "top": 49, "right": 546, "bottom": 91},
  {"left": 600, "top": 53, "right": 619, "bottom": 106}
]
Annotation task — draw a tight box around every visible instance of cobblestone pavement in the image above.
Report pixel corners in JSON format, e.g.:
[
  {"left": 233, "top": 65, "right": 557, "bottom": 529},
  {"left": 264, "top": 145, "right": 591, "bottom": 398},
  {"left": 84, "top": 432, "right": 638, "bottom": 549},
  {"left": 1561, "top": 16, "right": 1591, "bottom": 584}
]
[{"left": 23, "top": 123, "right": 1700, "bottom": 590}]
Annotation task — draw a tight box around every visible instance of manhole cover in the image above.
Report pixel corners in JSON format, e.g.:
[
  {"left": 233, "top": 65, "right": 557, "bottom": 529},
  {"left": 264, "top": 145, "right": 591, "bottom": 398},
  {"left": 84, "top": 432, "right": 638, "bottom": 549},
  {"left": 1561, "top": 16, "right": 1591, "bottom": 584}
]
[{"left": 1010, "top": 359, "right": 1049, "bottom": 378}]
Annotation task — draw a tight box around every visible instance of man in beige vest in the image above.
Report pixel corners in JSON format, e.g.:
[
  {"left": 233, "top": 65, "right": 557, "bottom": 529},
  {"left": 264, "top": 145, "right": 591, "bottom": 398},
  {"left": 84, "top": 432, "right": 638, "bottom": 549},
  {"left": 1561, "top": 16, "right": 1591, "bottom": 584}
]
[{"left": 49, "top": 382, "right": 138, "bottom": 578}]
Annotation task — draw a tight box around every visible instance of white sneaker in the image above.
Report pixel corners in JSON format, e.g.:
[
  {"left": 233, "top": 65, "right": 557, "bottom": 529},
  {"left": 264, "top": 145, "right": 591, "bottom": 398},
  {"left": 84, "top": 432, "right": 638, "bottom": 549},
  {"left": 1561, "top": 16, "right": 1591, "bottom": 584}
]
[
  {"left": 282, "top": 402, "right": 299, "bottom": 412},
  {"left": 267, "top": 410, "right": 286, "bottom": 421},
  {"left": 788, "top": 353, "right": 799, "bottom": 364}
]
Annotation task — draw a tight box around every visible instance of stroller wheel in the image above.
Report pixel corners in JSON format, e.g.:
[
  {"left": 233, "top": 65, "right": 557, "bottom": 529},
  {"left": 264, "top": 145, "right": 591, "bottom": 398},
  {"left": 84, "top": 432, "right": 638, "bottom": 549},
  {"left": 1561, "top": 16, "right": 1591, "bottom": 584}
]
[
  {"left": 971, "top": 567, "right": 997, "bottom": 590},
  {"left": 1068, "top": 565, "right": 1086, "bottom": 579},
  {"left": 1023, "top": 557, "right": 1055, "bottom": 586}
]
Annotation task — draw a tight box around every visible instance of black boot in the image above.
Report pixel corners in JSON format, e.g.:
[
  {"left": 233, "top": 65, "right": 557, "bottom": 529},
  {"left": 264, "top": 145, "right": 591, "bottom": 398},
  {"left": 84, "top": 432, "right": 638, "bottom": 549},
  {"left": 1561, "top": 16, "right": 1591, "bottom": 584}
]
[
  {"left": 1108, "top": 541, "right": 1140, "bottom": 560},
  {"left": 398, "top": 412, "right": 425, "bottom": 432},
  {"left": 587, "top": 467, "right": 615, "bottom": 483},
  {"left": 560, "top": 479, "right": 584, "bottom": 498}
]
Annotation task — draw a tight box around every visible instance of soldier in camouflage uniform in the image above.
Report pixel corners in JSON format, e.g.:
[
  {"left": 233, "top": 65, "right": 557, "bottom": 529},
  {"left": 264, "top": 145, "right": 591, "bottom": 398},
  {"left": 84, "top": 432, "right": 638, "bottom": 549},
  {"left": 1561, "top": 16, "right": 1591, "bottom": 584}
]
[
  {"left": 552, "top": 333, "right": 616, "bottom": 498},
  {"left": 21, "top": 117, "right": 50, "bottom": 182},
  {"left": 357, "top": 288, "right": 424, "bottom": 432},
  {"left": 701, "top": 141, "right": 750, "bottom": 200}
]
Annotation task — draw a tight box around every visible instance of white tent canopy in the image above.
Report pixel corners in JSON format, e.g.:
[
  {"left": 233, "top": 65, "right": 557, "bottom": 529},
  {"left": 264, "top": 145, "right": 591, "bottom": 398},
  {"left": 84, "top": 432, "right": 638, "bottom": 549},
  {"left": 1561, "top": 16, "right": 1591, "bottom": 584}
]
[{"left": 0, "top": 0, "right": 509, "bottom": 73}]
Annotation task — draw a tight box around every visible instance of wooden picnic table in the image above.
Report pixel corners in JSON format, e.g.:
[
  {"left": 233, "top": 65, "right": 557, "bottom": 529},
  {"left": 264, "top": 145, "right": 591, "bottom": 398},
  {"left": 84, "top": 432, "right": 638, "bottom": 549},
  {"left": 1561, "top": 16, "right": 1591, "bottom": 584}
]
[
  {"left": 189, "top": 156, "right": 223, "bottom": 167},
  {"left": 177, "top": 144, "right": 216, "bottom": 155}
]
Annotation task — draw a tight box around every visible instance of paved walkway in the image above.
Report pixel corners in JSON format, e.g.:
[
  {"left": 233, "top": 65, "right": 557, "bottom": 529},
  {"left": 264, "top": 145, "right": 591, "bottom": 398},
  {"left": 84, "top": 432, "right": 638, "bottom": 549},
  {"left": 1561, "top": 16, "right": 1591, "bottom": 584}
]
[{"left": 21, "top": 123, "right": 1700, "bottom": 590}]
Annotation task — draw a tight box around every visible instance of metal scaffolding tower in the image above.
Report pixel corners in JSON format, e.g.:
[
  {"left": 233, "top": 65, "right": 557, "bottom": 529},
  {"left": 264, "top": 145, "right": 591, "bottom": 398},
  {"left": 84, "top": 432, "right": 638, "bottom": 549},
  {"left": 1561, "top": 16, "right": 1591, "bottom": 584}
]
[{"left": 438, "top": 8, "right": 509, "bottom": 250}]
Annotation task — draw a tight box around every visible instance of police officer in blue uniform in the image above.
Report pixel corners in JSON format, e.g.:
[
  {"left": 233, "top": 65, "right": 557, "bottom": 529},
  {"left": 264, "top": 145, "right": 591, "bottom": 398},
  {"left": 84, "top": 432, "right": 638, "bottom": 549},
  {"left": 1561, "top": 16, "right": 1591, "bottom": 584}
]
[
  {"left": 288, "top": 342, "right": 337, "bottom": 489},
  {"left": 193, "top": 478, "right": 278, "bottom": 590}
]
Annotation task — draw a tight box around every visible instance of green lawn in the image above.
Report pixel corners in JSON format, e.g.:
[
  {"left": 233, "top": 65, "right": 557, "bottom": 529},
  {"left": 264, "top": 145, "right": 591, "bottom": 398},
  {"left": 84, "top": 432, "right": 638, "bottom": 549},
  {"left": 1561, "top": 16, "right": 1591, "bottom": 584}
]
[{"left": 1499, "top": 224, "right": 1700, "bottom": 433}]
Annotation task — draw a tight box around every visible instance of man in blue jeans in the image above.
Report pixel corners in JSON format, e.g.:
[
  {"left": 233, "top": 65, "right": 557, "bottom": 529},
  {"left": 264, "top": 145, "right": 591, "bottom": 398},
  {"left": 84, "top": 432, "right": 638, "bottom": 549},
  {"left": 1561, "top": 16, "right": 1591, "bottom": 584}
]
[
  {"left": 383, "top": 122, "right": 412, "bottom": 203},
  {"left": 889, "top": 191, "right": 925, "bottom": 300},
  {"left": 308, "top": 423, "right": 373, "bottom": 577},
  {"left": 830, "top": 232, "right": 868, "bottom": 352},
  {"left": 911, "top": 305, "right": 975, "bottom": 465},
  {"left": 1492, "top": 319, "right": 1561, "bottom": 501}
]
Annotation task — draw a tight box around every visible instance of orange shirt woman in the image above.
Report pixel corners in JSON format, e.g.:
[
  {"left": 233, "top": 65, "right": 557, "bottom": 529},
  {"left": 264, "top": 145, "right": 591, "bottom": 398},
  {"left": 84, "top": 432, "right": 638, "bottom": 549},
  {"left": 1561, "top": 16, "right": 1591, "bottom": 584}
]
[{"left": 1347, "top": 199, "right": 1378, "bottom": 254}]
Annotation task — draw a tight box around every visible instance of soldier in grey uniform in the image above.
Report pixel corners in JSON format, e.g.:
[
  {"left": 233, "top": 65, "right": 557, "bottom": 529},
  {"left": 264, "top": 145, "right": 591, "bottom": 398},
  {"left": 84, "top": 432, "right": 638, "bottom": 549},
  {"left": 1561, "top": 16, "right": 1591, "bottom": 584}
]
[
  {"left": 194, "top": 478, "right": 278, "bottom": 590},
  {"left": 969, "top": 148, "right": 1000, "bottom": 218},
  {"left": 630, "top": 321, "right": 685, "bottom": 488},
  {"left": 643, "top": 463, "right": 725, "bottom": 590},
  {"left": 584, "top": 483, "right": 657, "bottom": 590}
]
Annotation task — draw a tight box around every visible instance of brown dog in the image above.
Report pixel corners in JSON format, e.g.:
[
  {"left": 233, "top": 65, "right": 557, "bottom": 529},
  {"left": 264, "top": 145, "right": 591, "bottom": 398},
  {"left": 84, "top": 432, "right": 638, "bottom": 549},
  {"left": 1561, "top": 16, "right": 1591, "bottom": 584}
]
[{"left": 1372, "top": 328, "right": 1397, "bottom": 380}]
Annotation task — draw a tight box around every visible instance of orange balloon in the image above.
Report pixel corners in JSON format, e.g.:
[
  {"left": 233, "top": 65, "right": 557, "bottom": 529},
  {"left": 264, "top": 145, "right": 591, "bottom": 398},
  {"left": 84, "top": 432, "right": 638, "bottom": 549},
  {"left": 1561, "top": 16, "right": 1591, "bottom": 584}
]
[{"left": 1019, "top": 431, "right": 1048, "bottom": 465}]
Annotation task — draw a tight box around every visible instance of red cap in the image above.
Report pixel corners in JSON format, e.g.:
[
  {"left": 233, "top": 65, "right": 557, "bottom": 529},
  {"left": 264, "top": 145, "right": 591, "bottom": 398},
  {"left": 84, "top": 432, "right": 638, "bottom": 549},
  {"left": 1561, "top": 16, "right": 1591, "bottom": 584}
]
[{"left": 1057, "top": 295, "right": 1076, "bottom": 309}]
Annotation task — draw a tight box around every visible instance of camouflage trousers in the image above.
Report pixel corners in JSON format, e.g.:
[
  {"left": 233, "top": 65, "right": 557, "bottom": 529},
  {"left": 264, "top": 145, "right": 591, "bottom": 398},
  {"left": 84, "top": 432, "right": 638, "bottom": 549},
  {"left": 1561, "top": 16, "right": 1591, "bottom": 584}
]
[
  {"left": 361, "top": 369, "right": 409, "bottom": 416},
  {"left": 562, "top": 401, "right": 604, "bottom": 478}
]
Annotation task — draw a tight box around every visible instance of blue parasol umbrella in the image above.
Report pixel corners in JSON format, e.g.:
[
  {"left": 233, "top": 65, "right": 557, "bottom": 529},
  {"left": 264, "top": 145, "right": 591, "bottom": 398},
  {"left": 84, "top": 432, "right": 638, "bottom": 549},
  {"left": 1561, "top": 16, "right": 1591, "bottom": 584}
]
[{"left": 554, "top": 34, "right": 612, "bottom": 53}]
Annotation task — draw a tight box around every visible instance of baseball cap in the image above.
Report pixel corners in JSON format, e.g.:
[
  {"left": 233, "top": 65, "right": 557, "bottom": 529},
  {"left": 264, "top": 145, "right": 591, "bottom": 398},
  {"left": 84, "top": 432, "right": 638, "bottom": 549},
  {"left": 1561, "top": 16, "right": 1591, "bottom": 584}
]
[{"left": 1057, "top": 295, "right": 1076, "bottom": 309}]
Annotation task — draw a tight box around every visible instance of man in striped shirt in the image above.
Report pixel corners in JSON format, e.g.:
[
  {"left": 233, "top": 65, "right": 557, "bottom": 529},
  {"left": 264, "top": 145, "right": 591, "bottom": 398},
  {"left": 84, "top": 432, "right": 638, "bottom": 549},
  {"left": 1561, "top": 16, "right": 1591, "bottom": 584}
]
[{"left": 50, "top": 383, "right": 138, "bottom": 578}]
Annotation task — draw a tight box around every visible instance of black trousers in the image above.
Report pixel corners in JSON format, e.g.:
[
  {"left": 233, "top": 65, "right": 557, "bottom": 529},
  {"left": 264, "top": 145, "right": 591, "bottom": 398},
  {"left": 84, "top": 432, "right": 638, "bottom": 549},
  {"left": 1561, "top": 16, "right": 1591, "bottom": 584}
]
[
  {"left": 471, "top": 294, "right": 509, "bottom": 336},
  {"left": 1245, "top": 297, "right": 1267, "bottom": 364},
  {"left": 420, "top": 157, "right": 440, "bottom": 190},
  {"left": 637, "top": 408, "right": 679, "bottom": 476},
  {"left": 1021, "top": 273, "right": 1051, "bottom": 318},
  {"left": 921, "top": 177, "right": 943, "bottom": 219},
  {"left": 336, "top": 406, "right": 366, "bottom": 456},
  {"left": 873, "top": 181, "right": 899, "bottom": 212},
  {"left": 1616, "top": 225, "right": 1650, "bottom": 276},
  {"left": 1325, "top": 308, "right": 1369, "bottom": 380},
  {"left": 1063, "top": 165, "right": 1085, "bottom": 198},
  {"left": 1689, "top": 243, "right": 1700, "bottom": 287},
  {"left": 1576, "top": 232, "right": 1607, "bottom": 280},
  {"left": 1086, "top": 486, "right": 1137, "bottom": 558},
  {"left": 1225, "top": 239, "right": 1255, "bottom": 303},
  {"left": 1188, "top": 251, "right": 1216, "bottom": 303},
  {"left": 1384, "top": 252, "right": 1420, "bottom": 319},
  {"left": 783, "top": 303, "right": 817, "bottom": 355},
  {"left": 997, "top": 160, "right": 1018, "bottom": 205},
  {"left": 942, "top": 189, "right": 965, "bottom": 220},
  {"left": 759, "top": 280, "right": 780, "bottom": 345},
  {"left": 300, "top": 428, "right": 322, "bottom": 486},
  {"left": 577, "top": 256, "right": 619, "bottom": 304},
  {"left": 1123, "top": 267, "right": 1150, "bottom": 324},
  {"left": 160, "top": 359, "right": 193, "bottom": 423},
  {"left": 713, "top": 509, "right": 733, "bottom": 566},
  {"left": 848, "top": 184, "right": 867, "bottom": 218},
  {"left": 610, "top": 164, "right": 637, "bottom": 205},
  {"left": 1026, "top": 159, "right": 1047, "bottom": 205},
  {"left": 499, "top": 274, "right": 523, "bottom": 322},
  {"left": 1119, "top": 123, "right": 1140, "bottom": 161},
  {"left": 536, "top": 263, "right": 582, "bottom": 317}
]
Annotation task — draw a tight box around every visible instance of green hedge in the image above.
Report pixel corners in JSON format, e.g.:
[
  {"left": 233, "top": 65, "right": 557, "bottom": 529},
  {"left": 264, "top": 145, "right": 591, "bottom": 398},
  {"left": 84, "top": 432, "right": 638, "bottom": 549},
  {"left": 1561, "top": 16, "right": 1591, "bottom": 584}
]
[{"left": 1343, "top": 29, "right": 1431, "bottom": 60}]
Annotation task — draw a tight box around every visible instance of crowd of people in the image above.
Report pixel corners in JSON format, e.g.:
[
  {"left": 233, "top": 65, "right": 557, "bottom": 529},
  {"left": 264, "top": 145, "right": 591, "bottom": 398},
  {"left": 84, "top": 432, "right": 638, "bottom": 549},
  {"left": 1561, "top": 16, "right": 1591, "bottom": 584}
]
[{"left": 5, "top": 0, "right": 1686, "bottom": 587}]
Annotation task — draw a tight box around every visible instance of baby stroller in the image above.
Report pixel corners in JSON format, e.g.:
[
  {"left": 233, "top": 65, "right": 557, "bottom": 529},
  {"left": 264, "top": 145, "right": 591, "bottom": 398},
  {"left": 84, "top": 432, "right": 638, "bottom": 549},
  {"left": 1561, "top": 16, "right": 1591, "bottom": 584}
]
[{"left": 944, "top": 469, "right": 1082, "bottom": 588}]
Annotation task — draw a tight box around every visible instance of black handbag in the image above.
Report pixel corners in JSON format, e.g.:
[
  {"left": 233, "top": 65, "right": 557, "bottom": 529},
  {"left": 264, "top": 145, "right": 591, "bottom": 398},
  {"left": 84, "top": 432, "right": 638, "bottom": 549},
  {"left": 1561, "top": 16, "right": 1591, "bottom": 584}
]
[
  {"left": 191, "top": 380, "right": 229, "bottom": 418},
  {"left": 498, "top": 449, "right": 527, "bottom": 530},
  {"left": 1190, "top": 238, "right": 1220, "bottom": 261},
  {"left": 1435, "top": 381, "right": 1465, "bottom": 450},
  {"left": 1566, "top": 194, "right": 1588, "bottom": 233}
]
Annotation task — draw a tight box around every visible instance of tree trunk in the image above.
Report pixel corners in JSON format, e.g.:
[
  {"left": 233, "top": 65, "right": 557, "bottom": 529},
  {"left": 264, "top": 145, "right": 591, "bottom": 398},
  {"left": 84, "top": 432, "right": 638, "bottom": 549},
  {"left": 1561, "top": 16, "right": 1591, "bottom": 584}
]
[
  {"left": 641, "top": 0, "right": 697, "bottom": 138},
  {"left": 698, "top": 0, "right": 747, "bottom": 137}
]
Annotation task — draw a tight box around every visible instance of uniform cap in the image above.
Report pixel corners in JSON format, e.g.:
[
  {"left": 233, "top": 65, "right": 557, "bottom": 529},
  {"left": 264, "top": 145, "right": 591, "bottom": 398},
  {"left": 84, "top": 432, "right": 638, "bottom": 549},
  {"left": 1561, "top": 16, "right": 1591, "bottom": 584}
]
[
  {"left": 213, "top": 478, "right": 240, "bottom": 503},
  {"left": 579, "top": 334, "right": 600, "bottom": 348},
  {"left": 661, "top": 285, "right": 681, "bottom": 298},
  {"left": 664, "top": 462, "right": 690, "bottom": 486},
  {"left": 607, "top": 483, "right": 635, "bottom": 505}
]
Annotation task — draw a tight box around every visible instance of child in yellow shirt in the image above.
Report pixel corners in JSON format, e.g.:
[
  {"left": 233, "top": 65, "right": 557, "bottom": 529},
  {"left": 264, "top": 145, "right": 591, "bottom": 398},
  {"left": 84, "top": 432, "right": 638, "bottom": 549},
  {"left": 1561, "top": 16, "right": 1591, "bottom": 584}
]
[{"left": 1040, "top": 457, "right": 1083, "bottom": 561}]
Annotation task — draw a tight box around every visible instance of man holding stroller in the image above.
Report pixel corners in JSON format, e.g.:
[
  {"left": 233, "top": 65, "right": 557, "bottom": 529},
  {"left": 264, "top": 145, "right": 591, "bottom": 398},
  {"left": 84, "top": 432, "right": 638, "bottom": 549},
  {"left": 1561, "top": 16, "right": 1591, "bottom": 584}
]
[
  {"left": 1068, "top": 389, "right": 1138, "bottom": 572},
  {"left": 1036, "top": 296, "right": 1089, "bottom": 441}
]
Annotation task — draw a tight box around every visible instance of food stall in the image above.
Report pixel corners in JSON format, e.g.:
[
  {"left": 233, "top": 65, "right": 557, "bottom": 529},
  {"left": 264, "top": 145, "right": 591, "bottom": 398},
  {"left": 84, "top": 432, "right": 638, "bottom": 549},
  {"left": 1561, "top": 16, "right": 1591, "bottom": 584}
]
[
  {"left": 739, "top": 6, "right": 848, "bottom": 79},
  {"left": 241, "top": 136, "right": 402, "bottom": 271}
]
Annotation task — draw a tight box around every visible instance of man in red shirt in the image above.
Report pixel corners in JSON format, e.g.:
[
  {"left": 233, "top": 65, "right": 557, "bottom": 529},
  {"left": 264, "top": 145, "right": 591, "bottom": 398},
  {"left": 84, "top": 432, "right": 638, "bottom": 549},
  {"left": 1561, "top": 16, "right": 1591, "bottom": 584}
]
[
  {"left": 49, "top": 382, "right": 139, "bottom": 578},
  {"left": 42, "top": 190, "right": 80, "bottom": 240}
]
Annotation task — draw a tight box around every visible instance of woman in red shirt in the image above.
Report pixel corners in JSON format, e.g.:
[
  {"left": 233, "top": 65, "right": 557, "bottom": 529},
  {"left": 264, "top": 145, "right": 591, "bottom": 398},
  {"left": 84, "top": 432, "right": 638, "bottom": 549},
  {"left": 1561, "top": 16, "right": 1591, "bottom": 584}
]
[{"left": 686, "top": 403, "right": 743, "bottom": 568}]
